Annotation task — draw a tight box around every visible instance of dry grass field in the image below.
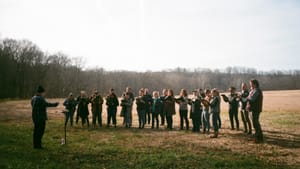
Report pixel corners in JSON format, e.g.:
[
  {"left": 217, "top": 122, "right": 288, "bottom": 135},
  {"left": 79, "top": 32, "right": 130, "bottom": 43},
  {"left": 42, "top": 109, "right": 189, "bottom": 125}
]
[{"left": 0, "top": 90, "right": 299, "bottom": 168}]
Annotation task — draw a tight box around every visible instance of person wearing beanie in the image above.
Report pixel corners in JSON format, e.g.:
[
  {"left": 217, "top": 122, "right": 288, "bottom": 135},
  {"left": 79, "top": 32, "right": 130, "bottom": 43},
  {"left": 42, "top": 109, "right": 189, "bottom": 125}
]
[{"left": 31, "top": 85, "right": 59, "bottom": 149}]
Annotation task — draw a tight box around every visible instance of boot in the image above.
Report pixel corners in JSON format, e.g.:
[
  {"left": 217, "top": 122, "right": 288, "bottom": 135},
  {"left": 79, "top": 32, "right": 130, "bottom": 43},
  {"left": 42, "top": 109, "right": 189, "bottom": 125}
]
[{"left": 210, "top": 131, "right": 218, "bottom": 138}]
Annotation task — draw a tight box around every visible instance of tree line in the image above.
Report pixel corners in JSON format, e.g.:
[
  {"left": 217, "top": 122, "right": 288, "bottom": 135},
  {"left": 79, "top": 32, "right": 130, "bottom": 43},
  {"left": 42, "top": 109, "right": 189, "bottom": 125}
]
[{"left": 1, "top": 38, "right": 300, "bottom": 99}]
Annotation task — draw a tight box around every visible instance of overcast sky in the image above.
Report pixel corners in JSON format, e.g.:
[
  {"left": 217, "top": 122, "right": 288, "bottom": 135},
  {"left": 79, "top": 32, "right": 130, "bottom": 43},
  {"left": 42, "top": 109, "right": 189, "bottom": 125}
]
[{"left": 0, "top": 0, "right": 299, "bottom": 71}]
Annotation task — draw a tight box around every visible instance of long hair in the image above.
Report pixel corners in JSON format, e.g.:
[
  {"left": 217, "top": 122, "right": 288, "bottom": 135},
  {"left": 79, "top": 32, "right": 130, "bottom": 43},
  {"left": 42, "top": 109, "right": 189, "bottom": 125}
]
[{"left": 250, "top": 79, "right": 260, "bottom": 88}]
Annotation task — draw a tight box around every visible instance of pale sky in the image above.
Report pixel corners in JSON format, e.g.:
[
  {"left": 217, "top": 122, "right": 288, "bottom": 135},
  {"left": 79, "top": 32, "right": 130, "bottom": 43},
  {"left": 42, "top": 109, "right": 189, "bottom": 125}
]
[{"left": 0, "top": 0, "right": 299, "bottom": 71}]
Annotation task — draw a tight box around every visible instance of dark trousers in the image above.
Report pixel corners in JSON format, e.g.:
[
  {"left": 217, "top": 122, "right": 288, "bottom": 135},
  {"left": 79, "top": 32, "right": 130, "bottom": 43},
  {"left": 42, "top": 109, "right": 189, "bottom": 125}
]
[
  {"left": 138, "top": 110, "right": 146, "bottom": 128},
  {"left": 217, "top": 114, "right": 221, "bottom": 128},
  {"left": 152, "top": 113, "right": 159, "bottom": 128},
  {"left": 81, "top": 115, "right": 89, "bottom": 127},
  {"left": 192, "top": 116, "right": 201, "bottom": 132},
  {"left": 65, "top": 111, "right": 74, "bottom": 127},
  {"left": 107, "top": 108, "right": 117, "bottom": 126},
  {"left": 229, "top": 108, "right": 239, "bottom": 129},
  {"left": 145, "top": 108, "right": 151, "bottom": 124},
  {"left": 212, "top": 112, "right": 220, "bottom": 132},
  {"left": 252, "top": 111, "right": 263, "bottom": 140},
  {"left": 33, "top": 120, "right": 46, "bottom": 148},
  {"left": 92, "top": 109, "right": 102, "bottom": 127},
  {"left": 166, "top": 115, "right": 173, "bottom": 129},
  {"left": 160, "top": 112, "right": 165, "bottom": 125},
  {"left": 76, "top": 112, "right": 79, "bottom": 124},
  {"left": 180, "top": 110, "right": 189, "bottom": 130},
  {"left": 241, "top": 109, "right": 252, "bottom": 133}
]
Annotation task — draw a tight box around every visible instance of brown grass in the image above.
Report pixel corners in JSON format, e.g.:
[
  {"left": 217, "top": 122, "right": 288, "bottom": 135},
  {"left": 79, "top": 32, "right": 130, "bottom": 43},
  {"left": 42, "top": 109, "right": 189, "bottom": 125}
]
[{"left": 0, "top": 90, "right": 300, "bottom": 166}]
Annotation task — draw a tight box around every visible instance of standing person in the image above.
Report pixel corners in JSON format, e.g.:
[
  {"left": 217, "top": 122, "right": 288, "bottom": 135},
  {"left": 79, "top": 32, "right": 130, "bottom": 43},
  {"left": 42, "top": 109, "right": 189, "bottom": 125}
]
[
  {"left": 120, "top": 92, "right": 133, "bottom": 128},
  {"left": 198, "top": 88, "right": 205, "bottom": 128},
  {"left": 151, "top": 91, "right": 162, "bottom": 129},
  {"left": 165, "top": 89, "right": 176, "bottom": 130},
  {"left": 160, "top": 89, "right": 168, "bottom": 125},
  {"left": 175, "top": 89, "right": 189, "bottom": 130},
  {"left": 106, "top": 89, "right": 119, "bottom": 128},
  {"left": 120, "top": 92, "right": 127, "bottom": 125},
  {"left": 210, "top": 89, "right": 221, "bottom": 138},
  {"left": 240, "top": 83, "right": 252, "bottom": 134},
  {"left": 226, "top": 87, "right": 240, "bottom": 130},
  {"left": 77, "top": 91, "right": 90, "bottom": 128},
  {"left": 202, "top": 89, "right": 211, "bottom": 134},
  {"left": 247, "top": 79, "right": 264, "bottom": 143},
  {"left": 144, "top": 88, "right": 153, "bottom": 125},
  {"left": 189, "top": 90, "right": 202, "bottom": 133},
  {"left": 31, "top": 85, "right": 59, "bottom": 149},
  {"left": 90, "top": 90, "right": 104, "bottom": 128},
  {"left": 136, "top": 89, "right": 147, "bottom": 129},
  {"left": 126, "top": 87, "right": 135, "bottom": 125},
  {"left": 63, "top": 93, "right": 77, "bottom": 127}
]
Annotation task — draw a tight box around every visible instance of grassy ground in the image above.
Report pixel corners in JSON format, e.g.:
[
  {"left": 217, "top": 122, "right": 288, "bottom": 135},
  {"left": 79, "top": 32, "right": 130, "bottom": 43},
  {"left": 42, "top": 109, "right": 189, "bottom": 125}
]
[{"left": 0, "top": 90, "right": 300, "bottom": 169}]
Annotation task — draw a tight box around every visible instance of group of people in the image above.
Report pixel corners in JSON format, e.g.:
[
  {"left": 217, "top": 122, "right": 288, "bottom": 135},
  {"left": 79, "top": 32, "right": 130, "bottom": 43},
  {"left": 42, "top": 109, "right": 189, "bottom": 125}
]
[{"left": 31, "top": 79, "right": 264, "bottom": 149}]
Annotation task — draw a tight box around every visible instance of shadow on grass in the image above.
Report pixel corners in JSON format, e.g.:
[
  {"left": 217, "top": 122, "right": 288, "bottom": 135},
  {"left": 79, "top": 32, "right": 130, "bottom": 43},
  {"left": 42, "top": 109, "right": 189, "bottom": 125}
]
[{"left": 224, "top": 128, "right": 300, "bottom": 149}]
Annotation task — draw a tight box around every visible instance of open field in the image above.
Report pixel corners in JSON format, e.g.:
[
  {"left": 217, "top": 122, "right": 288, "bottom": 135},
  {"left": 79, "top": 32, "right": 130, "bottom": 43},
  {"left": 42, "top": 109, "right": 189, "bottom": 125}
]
[{"left": 0, "top": 90, "right": 300, "bottom": 168}]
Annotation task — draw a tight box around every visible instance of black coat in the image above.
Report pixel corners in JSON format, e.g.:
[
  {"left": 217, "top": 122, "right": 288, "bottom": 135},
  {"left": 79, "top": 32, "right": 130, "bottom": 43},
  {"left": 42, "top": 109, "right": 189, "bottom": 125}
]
[
  {"left": 31, "top": 95, "right": 58, "bottom": 123},
  {"left": 77, "top": 96, "right": 90, "bottom": 118}
]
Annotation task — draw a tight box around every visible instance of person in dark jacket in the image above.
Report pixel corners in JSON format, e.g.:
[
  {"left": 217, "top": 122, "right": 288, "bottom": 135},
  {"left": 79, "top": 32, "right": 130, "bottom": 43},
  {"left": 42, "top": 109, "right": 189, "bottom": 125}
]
[
  {"left": 247, "top": 79, "right": 264, "bottom": 143},
  {"left": 175, "top": 89, "right": 190, "bottom": 130},
  {"left": 151, "top": 91, "right": 162, "bottom": 129},
  {"left": 121, "top": 87, "right": 135, "bottom": 125},
  {"left": 90, "top": 90, "right": 104, "bottom": 128},
  {"left": 144, "top": 88, "right": 153, "bottom": 125},
  {"left": 210, "top": 89, "right": 221, "bottom": 138},
  {"left": 159, "top": 89, "right": 168, "bottom": 125},
  {"left": 136, "top": 89, "right": 147, "bottom": 129},
  {"left": 31, "top": 86, "right": 59, "bottom": 149},
  {"left": 165, "top": 89, "right": 176, "bottom": 130},
  {"left": 189, "top": 90, "right": 202, "bottom": 132},
  {"left": 225, "top": 87, "right": 240, "bottom": 130},
  {"left": 240, "top": 83, "right": 252, "bottom": 134},
  {"left": 63, "top": 93, "right": 77, "bottom": 127},
  {"left": 106, "top": 88, "right": 119, "bottom": 128},
  {"left": 76, "top": 91, "right": 90, "bottom": 128},
  {"left": 120, "top": 92, "right": 133, "bottom": 128}
]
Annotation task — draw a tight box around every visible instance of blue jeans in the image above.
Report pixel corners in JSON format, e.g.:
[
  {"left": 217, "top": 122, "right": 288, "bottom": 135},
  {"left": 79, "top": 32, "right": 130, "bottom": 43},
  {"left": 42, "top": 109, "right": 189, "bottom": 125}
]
[
  {"left": 65, "top": 111, "right": 75, "bottom": 127},
  {"left": 212, "top": 111, "right": 220, "bottom": 132},
  {"left": 202, "top": 110, "right": 210, "bottom": 132},
  {"left": 138, "top": 109, "right": 146, "bottom": 128}
]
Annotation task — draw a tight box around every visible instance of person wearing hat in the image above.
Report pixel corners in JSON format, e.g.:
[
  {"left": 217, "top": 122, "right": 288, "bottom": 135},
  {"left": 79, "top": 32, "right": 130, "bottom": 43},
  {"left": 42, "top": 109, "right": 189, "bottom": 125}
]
[
  {"left": 31, "top": 85, "right": 59, "bottom": 149},
  {"left": 63, "top": 93, "right": 77, "bottom": 127},
  {"left": 106, "top": 88, "right": 119, "bottom": 128},
  {"left": 90, "top": 89, "right": 104, "bottom": 128},
  {"left": 226, "top": 87, "right": 240, "bottom": 130}
]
